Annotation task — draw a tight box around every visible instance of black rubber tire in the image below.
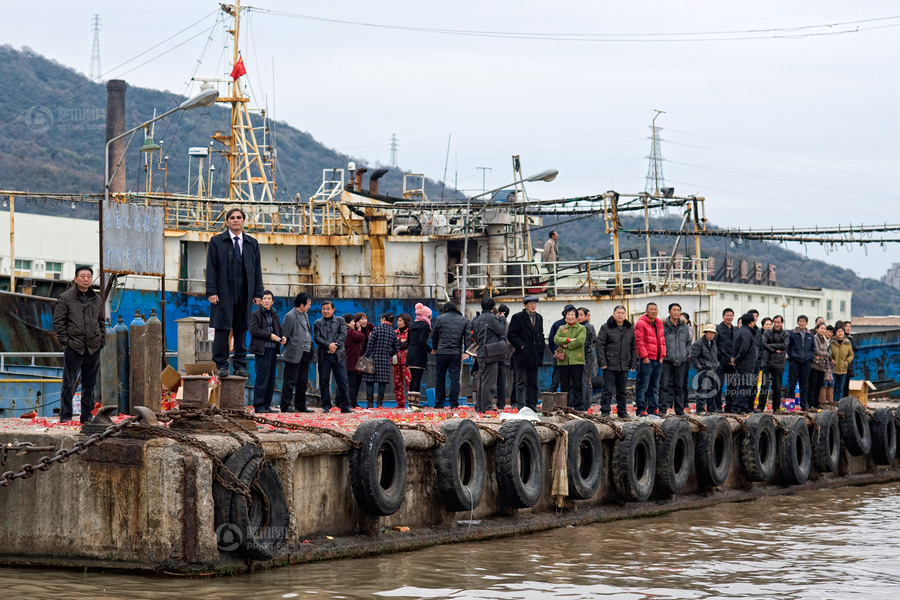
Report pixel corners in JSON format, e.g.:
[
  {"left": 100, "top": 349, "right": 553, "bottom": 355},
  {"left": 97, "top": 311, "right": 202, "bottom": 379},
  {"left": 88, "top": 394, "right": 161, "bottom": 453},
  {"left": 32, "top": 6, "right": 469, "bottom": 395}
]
[
  {"left": 654, "top": 418, "right": 693, "bottom": 496},
  {"left": 837, "top": 397, "right": 872, "bottom": 456},
  {"left": 349, "top": 419, "right": 408, "bottom": 516},
  {"left": 214, "top": 443, "right": 262, "bottom": 538},
  {"left": 435, "top": 419, "right": 486, "bottom": 511},
  {"left": 740, "top": 413, "right": 777, "bottom": 483},
  {"left": 562, "top": 420, "right": 603, "bottom": 500},
  {"left": 230, "top": 458, "right": 290, "bottom": 561},
  {"left": 811, "top": 410, "right": 841, "bottom": 473},
  {"left": 779, "top": 416, "right": 812, "bottom": 486},
  {"left": 495, "top": 420, "right": 544, "bottom": 508},
  {"left": 213, "top": 443, "right": 290, "bottom": 560},
  {"left": 870, "top": 408, "right": 897, "bottom": 465},
  {"left": 695, "top": 415, "right": 733, "bottom": 488},
  {"left": 896, "top": 405, "right": 900, "bottom": 460},
  {"left": 612, "top": 422, "right": 656, "bottom": 502}
]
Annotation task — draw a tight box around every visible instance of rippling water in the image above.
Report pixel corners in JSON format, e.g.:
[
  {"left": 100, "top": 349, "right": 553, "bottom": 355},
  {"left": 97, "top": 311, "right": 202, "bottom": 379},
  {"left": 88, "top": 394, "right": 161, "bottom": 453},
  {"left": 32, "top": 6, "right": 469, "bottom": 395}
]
[{"left": 6, "top": 482, "right": 900, "bottom": 599}]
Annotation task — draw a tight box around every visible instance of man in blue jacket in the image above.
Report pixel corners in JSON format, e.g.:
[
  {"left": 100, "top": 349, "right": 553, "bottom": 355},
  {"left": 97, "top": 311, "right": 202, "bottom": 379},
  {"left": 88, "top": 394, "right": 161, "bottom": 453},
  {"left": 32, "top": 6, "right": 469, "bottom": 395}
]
[{"left": 786, "top": 315, "right": 815, "bottom": 409}]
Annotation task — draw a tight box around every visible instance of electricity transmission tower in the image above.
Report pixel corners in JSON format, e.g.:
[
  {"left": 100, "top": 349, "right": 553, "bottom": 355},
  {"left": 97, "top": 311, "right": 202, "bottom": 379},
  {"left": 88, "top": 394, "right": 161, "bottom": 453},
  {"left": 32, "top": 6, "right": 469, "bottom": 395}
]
[
  {"left": 644, "top": 109, "right": 666, "bottom": 195},
  {"left": 389, "top": 133, "right": 398, "bottom": 168},
  {"left": 89, "top": 14, "right": 102, "bottom": 82}
]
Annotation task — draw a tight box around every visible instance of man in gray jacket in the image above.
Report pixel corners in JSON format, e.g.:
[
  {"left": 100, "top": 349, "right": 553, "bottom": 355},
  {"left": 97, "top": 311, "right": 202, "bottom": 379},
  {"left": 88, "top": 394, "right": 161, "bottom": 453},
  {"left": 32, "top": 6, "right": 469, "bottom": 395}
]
[
  {"left": 280, "top": 292, "right": 313, "bottom": 413},
  {"left": 431, "top": 302, "right": 470, "bottom": 409},
  {"left": 660, "top": 303, "right": 691, "bottom": 415},
  {"left": 472, "top": 297, "right": 506, "bottom": 412},
  {"left": 52, "top": 265, "right": 105, "bottom": 424},
  {"left": 313, "top": 300, "right": 351, "bottom": 413}
]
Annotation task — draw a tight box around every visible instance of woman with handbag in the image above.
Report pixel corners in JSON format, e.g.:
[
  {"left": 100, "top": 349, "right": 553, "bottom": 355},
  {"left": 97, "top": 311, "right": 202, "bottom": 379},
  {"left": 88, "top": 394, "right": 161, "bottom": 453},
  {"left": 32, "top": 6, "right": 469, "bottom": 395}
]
[
  {"left": 344, "top": 314, "right": 366, "bottom": 408},
  {"left": 406, "top": 304, "right": 432, "bottom": 410},
  {"left": 392, "top": 313, "right": 412, "bottom": 409},
  {"left": 362, "top": 313, "right": 400, "bottom": 408},
  {"left": 554, "top": 306, "right": 587, "bottom": 411},
  {"left": 806, "top": 322, "right": 830, "bottom": 410}
]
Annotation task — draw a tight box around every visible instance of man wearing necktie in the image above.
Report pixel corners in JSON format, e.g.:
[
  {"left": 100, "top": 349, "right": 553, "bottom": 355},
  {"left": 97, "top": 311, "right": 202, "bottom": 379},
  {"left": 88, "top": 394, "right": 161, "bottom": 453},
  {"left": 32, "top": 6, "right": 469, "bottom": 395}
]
[{"left": 206, "top": 208, "right": 264, "bottom": 378}]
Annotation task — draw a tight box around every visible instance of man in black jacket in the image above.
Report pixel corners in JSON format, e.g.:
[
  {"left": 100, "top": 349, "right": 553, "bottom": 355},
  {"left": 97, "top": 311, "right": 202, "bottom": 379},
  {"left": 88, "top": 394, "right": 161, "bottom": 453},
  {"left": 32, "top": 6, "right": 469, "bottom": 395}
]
[
  {"left": 53, "top": 265, "right": 105, "bottom": 424},
  {"left": 472, "top": 297, "right": 507, "bottom": 412},
  {"left": 730, "top": 312, "right": 759, "bottom": 414},
  {"left": 507, "top": 296, "right": 545, "bottom": 411},
  {"left": 597, "top": 305, "right": 637, "bottom": 418},
  {"left": 206, "top": 208, "right": 264, "bottom": 378},
  {"left": 689, "top": 324, "right": 720, "bottom": 414},
  {"left": 715, "top": 308, "right": 736, "bottom": 413},
  {"left": 431, "top": 302, "right": 470, "bottom": 409},
  {"left": 249, "top": 291, "right": 285, "bottom": 413},
  {"left": 761, "top": 315, "right": 789, "bottom": 412},
  {"left": 313, "top": 300, "right": 351, "bottom": 413}
]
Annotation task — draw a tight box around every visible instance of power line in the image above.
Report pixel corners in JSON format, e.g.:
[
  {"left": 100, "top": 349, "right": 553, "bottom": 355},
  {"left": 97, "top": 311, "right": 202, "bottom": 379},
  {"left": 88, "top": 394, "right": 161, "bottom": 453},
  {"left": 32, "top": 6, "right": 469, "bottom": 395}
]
[{"left": 246, "top": 8, "right": 900, "bottom": 43}]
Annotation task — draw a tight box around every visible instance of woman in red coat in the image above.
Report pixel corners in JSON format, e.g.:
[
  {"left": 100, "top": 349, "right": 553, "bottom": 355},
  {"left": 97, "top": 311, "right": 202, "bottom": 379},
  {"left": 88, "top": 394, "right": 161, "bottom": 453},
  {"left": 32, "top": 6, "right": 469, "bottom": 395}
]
[{"left": 392, "top": 313, "right": 412, "bottom": 408}]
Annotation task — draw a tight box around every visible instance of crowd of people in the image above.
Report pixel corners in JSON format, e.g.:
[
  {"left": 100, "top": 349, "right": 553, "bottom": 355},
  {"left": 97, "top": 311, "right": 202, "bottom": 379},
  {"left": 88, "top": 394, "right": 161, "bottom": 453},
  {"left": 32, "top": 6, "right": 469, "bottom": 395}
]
[{"left": 205, "top": 208, "right": 859, "bottom": 416}]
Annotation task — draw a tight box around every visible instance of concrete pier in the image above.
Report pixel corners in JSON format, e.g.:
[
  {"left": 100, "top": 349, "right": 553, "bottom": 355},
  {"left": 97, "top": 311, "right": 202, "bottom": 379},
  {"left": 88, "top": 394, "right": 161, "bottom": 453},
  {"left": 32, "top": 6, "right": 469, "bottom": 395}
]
[{"left": 0, "top": 408, "right": 898, "bottom": 574}]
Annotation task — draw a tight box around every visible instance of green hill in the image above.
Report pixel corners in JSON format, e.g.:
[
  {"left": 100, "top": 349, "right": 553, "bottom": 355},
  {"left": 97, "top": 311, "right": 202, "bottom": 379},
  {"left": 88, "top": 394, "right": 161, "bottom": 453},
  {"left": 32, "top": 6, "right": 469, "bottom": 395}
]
[
  {"left": 0, "top": 45, "right": 460, "bottom": 202},
  {"left": 548, "top": 213, "right": 900, "bottom": 317}
]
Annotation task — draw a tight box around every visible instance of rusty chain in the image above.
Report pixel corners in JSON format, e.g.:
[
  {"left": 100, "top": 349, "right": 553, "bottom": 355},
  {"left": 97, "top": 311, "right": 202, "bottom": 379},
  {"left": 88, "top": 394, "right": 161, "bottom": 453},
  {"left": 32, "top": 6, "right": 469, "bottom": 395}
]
[
  {"left": 676, "top": 414, "right": 708, "bottom": 431},
  {"left": 126, "top": 422, "right": 253, "bottom": 504},
  {"left": 724, "top": 415, "right": 749, "bottom": 437},
  {"left": 238, "top": 412, "right": 362, "bottom": 450},
  {"left": 576, "top": 412, "right": 626, "bottom": 440},
  {"left": 395, "top": 423, "right": 447, "bottom": 444},
  {"left": 533, "top": 421, "right": 565, "bottom": 437},
  {"left": 1, "top": 416, "right": 139, "bottom": 488},
  {"left": 647, "top": 420, "right": 666, "bottom": 439},
  {"left": 475, "top": 423, "right": 505, "bottom": 442},
  {"left": 1, "top": 441, "right": 56, "bottom": 467}
]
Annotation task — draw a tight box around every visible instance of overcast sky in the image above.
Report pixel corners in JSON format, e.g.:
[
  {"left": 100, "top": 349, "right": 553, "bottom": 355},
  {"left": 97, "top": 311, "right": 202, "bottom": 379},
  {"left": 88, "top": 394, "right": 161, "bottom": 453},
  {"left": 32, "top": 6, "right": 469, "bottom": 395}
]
[{"left": 4, "top": 1, "right": 899, "bottom": 278}]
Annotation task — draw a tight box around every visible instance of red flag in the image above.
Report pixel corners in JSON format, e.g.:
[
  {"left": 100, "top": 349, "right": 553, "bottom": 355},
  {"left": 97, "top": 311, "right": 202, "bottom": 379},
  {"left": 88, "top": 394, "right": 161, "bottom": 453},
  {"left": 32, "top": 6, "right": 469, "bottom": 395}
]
[{"left": 230, "top": 57, "right": 247, "bottom": 80}]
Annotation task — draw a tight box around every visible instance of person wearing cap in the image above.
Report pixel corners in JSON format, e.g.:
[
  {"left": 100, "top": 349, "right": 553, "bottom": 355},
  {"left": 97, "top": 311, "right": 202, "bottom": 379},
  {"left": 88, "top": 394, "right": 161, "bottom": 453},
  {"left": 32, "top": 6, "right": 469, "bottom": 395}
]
[
  {"left": 547, "top": 304, "right": 576, "bottom": 392},
  {"left": 507, "top": 296, "right": 545, "bottom": 411},
  {"left": 690, "top": 324, "right": 721, "bottom": 414}
]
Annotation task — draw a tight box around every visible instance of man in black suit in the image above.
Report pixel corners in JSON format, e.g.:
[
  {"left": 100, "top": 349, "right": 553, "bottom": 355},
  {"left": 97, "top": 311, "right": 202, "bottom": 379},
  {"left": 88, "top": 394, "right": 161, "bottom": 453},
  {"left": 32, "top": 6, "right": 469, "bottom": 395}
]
[
  {"left": 206, "top": 208, "right": 264, "bottom": 378},
  {"left": 506, "top": 295, "right": 546, "bottom": 411}
]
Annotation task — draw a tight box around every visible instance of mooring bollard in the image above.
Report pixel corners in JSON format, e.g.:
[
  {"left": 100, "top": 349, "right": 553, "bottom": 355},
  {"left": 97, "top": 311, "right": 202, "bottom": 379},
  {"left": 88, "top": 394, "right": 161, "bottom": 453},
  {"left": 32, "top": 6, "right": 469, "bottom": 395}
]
[{"left": 219, "top": 376, "right": 247, "bottom": 411}]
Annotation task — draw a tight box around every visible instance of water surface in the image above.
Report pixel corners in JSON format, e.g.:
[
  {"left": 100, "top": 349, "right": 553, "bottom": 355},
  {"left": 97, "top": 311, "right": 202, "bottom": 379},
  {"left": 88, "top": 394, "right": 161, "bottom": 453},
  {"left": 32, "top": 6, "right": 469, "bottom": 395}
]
[{"left": 5, "top": 482, "right": 900, "bottom": 599}]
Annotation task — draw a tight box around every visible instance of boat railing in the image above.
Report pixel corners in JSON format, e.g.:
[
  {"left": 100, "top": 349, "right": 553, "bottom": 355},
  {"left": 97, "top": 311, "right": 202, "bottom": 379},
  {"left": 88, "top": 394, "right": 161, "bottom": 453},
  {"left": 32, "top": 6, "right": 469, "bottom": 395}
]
[
  {"left": 0, "top": 352, "right": 64, "bottom": 374},
  {"left": 453, "top": 256, "right": 709, "bottom": 298},
  {"left": 131, "top": 273, "right": 452, "bottom": 302}
]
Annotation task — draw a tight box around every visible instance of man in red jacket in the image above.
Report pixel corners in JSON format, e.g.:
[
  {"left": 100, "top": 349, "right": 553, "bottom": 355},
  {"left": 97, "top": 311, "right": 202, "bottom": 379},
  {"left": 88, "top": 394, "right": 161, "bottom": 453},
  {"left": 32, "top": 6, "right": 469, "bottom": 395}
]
[{"left": 634, "top": 302, "right": 667, "bottom": 417}]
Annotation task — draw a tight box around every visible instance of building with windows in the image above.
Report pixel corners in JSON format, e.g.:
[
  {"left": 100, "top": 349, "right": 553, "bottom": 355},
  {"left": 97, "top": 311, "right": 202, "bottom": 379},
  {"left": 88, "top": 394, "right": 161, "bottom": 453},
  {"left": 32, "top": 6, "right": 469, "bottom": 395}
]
[
  {"left": 1, "top": 212, "right": 99, "bottom": 291},
  {"left": 882, "top": 263, "right": 900, "bottom": 291},
  {"left": 705, "top": 281, "right": 851, "bottom": 327}
]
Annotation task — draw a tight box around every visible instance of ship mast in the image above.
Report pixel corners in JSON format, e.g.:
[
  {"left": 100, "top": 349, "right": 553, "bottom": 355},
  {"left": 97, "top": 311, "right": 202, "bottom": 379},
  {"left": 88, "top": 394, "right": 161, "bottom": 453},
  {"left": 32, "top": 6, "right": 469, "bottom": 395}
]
[{"left": 213, "top": 0, "right": 275, "bottom": 202}]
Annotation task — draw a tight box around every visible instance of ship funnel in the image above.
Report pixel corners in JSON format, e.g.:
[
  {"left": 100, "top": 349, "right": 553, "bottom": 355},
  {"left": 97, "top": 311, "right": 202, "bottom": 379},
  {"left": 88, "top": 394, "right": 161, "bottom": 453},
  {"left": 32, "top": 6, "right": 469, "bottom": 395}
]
[
  {"left": 369, "top": 169, "right": 389, "bottom": 195},
  {"left": 354, "top": 167, "right": 367, "bottom": 192}
]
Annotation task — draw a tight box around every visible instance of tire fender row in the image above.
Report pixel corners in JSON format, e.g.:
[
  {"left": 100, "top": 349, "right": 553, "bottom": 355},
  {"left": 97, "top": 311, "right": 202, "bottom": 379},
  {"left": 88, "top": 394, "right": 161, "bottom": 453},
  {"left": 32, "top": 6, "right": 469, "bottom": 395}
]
[{"left": 214, "top": 400, "right": 900, "bottom": 561}]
